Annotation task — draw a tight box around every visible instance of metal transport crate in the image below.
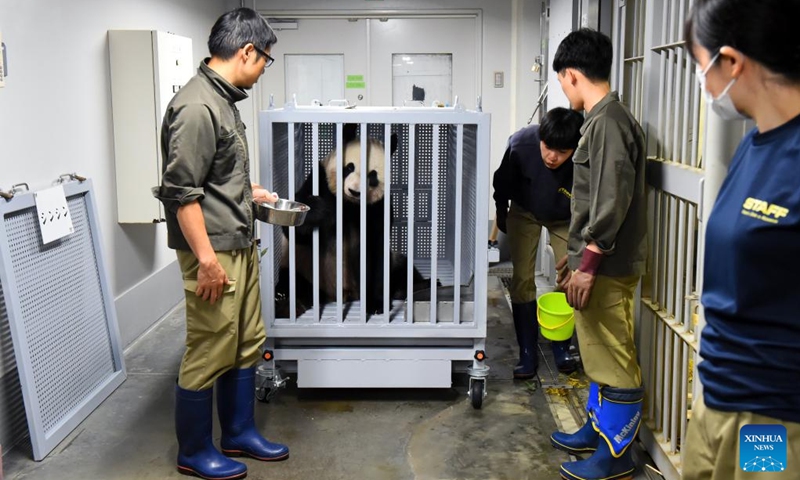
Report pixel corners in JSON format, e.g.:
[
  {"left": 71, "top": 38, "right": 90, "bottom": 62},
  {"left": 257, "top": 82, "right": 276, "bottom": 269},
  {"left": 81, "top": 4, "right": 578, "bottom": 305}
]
[{"left": 257, "top": 102, "right": 491, "bottom": 408}]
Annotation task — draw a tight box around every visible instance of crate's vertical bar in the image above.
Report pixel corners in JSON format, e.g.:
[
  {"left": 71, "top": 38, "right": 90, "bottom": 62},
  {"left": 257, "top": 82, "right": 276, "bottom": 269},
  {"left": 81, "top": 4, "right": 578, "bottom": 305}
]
[
  {"left": 384, "top": 124, "right": 392, "bottom": 319},
  {"left": 288, "top": 123, "right": 297, "bottom": 323},
  {"left": 453, "top": 124, "right": 464, "bottom": 324},
  {"left": 261, "top": 113, "right": 276, "bottom": 323},
  {"left": 474, "top": 116, "right": 490, "bottom": 338},
  {"left": 360, "top": 123, "right": 368, "bottom": 323},
  {"left": 312, "top": 122, "right": 320, "bottom": 322},
  {"left": 430, "top": 124, "right": 440, "bottom": 324},
  {"left": 336, "top": 123, "right": 344, "bottom": 323},
  {"left": 406, "top": 123, "right": 416, "bottom": 323}
]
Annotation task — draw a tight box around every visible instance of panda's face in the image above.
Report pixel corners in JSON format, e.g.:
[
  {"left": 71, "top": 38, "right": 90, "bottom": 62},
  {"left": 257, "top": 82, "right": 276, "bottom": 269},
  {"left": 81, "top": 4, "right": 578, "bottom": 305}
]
[{"left": 324, "top": 140, "right": 386, "bottom": 205}]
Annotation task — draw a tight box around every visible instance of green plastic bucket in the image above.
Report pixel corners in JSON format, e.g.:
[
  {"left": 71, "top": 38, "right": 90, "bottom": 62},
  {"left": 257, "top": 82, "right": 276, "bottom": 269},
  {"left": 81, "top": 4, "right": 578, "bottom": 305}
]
[{"left": 537, "top": 292, "right": 574, "bottom": 341}]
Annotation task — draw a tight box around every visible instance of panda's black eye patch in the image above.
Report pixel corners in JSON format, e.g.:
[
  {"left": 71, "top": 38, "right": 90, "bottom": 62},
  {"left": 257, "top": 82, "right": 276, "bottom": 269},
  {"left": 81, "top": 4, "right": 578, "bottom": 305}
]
[
  {"left": 344, "top": 163, "right": 355, "bottom": 175},
  {"left": 368, "top": 170, "right": 380, "bottom": 187}
]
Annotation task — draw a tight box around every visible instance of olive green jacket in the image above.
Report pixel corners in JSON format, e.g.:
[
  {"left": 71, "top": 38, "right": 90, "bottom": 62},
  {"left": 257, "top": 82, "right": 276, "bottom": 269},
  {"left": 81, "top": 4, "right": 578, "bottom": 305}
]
[
  {"left": 152, "top": 60, "right": 255, "bottom": 252},
  {"left": 568, "top": 92, "right": 647, "bottom": 277}
]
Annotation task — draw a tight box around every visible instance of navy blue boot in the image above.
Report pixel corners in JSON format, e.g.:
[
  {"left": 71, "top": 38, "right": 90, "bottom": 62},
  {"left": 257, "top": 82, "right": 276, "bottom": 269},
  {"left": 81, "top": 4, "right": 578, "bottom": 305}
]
[
  {"left": 512, "top": 302, "right": 539, "bottom": 379},
  {"left": 175, "top": 385, "right": 247, "bottom": 479},
  {"left": 560, "top": 386, "right": 644, "bottom": 480},
  {"left": 551, "top": 339, "right": 578, "bottom": 374},
  {"left": 217, "top": 368, "right": 289, "bottom": 461},
  {"left": 551, "top": 382, "right": 600, "bottom": 455}
]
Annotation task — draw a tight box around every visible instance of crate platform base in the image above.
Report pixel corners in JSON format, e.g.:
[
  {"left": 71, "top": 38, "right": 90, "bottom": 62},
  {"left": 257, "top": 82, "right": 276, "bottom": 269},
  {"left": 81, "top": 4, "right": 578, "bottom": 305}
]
[{"left": 277, "top": 348, "right": 477, "bottom": 388}]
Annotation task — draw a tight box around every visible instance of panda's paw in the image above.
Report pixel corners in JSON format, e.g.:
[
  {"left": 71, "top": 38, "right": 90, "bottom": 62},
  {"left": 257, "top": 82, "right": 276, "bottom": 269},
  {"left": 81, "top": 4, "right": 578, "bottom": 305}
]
[
  {"left": 275, "top": 293, "right": 312, "bottom": 319},
  {"left": 366, "top": 299, "right": 384, "bottom": 315}
]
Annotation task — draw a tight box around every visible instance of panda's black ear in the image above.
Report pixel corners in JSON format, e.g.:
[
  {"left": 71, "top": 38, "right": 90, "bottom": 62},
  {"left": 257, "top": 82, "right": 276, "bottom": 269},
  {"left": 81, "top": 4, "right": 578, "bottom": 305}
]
[
  {"left": 342, "top": 123, "right": 358, "bottom": 145},
  {"left": 390, "top": 133, "right": 399, "bottom": 155}
]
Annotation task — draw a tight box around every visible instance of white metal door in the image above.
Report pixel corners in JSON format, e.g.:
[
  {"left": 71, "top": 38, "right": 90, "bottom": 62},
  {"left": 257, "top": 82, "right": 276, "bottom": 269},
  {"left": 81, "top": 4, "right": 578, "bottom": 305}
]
[
  {"left": 259, "top": 19, "right": 367, "bottom": 109},
  {"left": 259, "top": 16, "right": 479, "bottom": 109},
  {"left": 368, "top": 18, "right": 477, "bottom": 107}
]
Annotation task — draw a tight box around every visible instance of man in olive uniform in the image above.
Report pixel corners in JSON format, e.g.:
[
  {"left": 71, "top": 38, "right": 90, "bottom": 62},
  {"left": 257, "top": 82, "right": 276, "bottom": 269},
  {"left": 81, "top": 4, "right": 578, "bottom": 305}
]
[
  {"left": 548, "top": 28, "right": 648, "bottom": 480},
  {"left": 153, "top": 8, "right": 288, "bottom": 480}
]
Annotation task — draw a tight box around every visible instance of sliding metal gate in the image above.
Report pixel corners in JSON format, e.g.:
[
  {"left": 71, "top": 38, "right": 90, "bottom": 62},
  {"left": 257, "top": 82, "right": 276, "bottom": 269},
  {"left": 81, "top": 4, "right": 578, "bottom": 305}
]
[{"left": 611, "top": 0, "right": 748, "bottom": 477}]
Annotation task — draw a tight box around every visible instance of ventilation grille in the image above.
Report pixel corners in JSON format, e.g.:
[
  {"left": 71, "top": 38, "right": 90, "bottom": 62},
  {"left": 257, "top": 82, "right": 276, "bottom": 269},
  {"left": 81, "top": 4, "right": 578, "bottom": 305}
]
[
  {"left": 6, "top": 195, "right": 116, "bottom": 434},
  {"left": 0, "top": 182, "right": 125, "bottom": 460}
]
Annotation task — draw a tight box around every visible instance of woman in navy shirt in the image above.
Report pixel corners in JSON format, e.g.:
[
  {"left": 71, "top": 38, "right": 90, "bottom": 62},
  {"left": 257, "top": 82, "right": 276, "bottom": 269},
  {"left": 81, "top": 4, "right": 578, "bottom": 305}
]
[{"left": 684, "top": 0, "right": 800, "bottom": 478}]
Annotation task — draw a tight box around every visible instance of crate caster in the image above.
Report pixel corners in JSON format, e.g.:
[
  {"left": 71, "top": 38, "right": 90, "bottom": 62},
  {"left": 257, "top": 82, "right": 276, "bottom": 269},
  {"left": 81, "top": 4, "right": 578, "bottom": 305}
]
[
  {"left": 469, "top": 379, "right": 485, "bottom": 409},
  {"left": 467, "top": 363, "right": 489, "bottom": 410},
  {"left": 255, "top": 353, "right": 287, "bottom": 403}
]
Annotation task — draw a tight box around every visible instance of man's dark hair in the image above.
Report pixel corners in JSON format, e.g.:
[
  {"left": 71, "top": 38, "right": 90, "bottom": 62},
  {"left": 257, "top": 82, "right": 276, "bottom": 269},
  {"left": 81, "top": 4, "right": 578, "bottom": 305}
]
[
  {"left": 685, "top": 0, "right": 800, "bottom": 83},
  {"left": 539, "top": 107, "right": 584, "bottom": 150},
  {"left": 552, "top": 28, "right": 613, "bottom": 82},
  {"left": 208, "top": 8, "right": 277, "bottom": 60}
]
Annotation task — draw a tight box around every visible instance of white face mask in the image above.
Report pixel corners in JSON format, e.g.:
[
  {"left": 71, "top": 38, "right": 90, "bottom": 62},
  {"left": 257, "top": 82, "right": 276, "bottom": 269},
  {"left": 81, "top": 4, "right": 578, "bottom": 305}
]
[{"left": 697, "top": 53, "right": 748, "bottom": 121}]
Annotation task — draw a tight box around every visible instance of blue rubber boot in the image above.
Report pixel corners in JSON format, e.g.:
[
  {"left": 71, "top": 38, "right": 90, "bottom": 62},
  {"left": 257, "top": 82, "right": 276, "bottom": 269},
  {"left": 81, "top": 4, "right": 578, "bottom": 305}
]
[
  {"left": 551, "top": 338, "right": 578, "bottom": 374},
  {"left": 512, "top": 302, "right": 539, "bottom": 379},
  {"left": 175, "top": 385, "right": 247, "bottom": 479},
  {"left": 217, "top": 368, "right": 290, "bottom": 461},
  {"left": 551, "top": 382, "right": 600, "bottom": 455},
  {"left": 560, "top": 386, "right": 644, "bottom": 480}
]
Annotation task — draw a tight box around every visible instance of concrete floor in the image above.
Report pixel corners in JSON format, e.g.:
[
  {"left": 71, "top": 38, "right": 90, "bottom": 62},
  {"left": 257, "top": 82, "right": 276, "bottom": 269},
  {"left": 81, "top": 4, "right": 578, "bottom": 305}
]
[{"left": 3, "top": 276, "right": 648, "bottom": 480}]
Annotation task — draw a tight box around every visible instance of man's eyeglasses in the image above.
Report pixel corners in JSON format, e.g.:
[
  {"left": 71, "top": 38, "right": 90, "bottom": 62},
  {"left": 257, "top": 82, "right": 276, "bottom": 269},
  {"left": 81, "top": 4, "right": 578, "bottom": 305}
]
[{"left": 251, "top": 45, "right": 274, "bottom": 68}]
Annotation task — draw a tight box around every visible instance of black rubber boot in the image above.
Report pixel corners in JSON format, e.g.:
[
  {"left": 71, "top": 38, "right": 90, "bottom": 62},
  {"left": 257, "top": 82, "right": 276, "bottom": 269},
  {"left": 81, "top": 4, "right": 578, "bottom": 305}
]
[
  {"left": 512, "top": 301, "right": 539, "bottom": 379},
  {"left": 551, "top": 338, "right": 579, "bottom": 374}
]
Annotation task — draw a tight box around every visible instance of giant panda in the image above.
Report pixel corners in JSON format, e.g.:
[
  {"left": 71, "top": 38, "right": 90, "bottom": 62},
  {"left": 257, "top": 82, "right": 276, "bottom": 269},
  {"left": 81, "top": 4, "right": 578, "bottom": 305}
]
[{"left": 274, "top": 124, "right": 426, "bottom": 318}]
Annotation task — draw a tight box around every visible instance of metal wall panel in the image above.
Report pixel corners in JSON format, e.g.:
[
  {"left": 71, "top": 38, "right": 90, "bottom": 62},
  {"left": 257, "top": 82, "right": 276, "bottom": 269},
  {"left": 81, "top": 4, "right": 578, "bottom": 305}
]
[{"left": 0, "top": 180, "right": 126, "bottom": 460}]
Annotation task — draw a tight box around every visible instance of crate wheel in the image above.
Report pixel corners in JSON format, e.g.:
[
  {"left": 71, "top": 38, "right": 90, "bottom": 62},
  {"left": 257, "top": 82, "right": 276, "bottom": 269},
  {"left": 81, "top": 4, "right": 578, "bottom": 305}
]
[
  {"left": 256, "top": 387, "right": 271, "bottom": 403},
  {"left": 470, "top": 379, "right": 484, "bottom": 409}
]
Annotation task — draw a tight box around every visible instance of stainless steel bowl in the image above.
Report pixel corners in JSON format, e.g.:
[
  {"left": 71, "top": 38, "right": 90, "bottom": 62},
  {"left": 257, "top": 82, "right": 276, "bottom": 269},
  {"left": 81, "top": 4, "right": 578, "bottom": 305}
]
[{"left": 253, "top": 199, "right": 309, "bottom": 226}]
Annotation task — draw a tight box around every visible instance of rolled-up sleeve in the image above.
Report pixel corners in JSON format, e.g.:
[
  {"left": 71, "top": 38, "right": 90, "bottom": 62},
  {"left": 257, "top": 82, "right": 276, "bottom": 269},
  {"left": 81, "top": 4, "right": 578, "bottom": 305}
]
[
  {"left": 152, "top": 103, "right": 217, "bottom": 213},
  {"left": 581, "top": 118, "right": 636, "bottom": 254}
]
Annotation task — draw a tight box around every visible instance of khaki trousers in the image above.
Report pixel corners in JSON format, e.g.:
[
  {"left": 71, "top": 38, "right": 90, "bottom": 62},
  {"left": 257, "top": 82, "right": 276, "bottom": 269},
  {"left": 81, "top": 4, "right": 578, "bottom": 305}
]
[
  {"left": 176, "top": 244, "right": 265, "bottom": 391},
  {"left": 573, "top": 273, "right": 642, "bottom": 388},
  {"left": 683, "top": 395, "right": 800, "bottom": 480},
  {"left": 506, "top": 202, "right": 569, "bottom": 304}
]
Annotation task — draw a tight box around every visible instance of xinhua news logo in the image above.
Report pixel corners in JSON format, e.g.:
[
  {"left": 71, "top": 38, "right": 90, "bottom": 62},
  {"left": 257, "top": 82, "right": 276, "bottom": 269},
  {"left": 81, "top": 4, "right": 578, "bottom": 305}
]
[{"left": 740, "top": 424, "right": 787, "bottom": 472}]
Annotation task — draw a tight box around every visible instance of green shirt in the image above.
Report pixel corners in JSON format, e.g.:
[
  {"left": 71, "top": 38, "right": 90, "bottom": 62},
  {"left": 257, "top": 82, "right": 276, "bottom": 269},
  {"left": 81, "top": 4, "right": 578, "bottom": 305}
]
[
  {"left": 152, "top": 60, "right": 255, "bottom": 252},
  {"left": 568, "top": 92, "right": 647, "bottom": 277}
]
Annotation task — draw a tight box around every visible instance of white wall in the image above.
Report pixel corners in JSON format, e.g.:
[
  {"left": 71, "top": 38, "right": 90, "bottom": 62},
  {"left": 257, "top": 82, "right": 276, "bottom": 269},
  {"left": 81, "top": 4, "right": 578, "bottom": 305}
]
[
  {"left": 0, "top": 0, "right": 234, "bottom": 347},
  {"left": 254, "top": 0, "right": 544, "bottom": 215}
]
